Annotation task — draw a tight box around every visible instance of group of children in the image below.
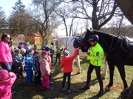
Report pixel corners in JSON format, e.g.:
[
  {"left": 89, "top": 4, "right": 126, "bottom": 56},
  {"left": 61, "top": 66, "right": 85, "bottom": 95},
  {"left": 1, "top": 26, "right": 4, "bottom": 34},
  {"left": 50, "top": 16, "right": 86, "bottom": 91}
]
[
  {"left": 15, "top": 42, "right": 80, "bottom": 93},
  {"left": 0, "top": 41, "right": 80, "bottom": 99},
  {"left": 11, "top": 43, "right": 54, "bottom": 90}
]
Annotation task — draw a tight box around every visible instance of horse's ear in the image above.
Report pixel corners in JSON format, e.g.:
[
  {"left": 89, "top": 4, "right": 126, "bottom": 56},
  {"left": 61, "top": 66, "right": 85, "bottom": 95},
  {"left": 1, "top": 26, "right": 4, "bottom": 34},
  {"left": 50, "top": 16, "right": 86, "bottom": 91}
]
[
  {"left": 86, "top": 28, "right": 89, "bottom": 31},
  {"left": 86, "top": 28, "right": 91, "bottom": 34}
]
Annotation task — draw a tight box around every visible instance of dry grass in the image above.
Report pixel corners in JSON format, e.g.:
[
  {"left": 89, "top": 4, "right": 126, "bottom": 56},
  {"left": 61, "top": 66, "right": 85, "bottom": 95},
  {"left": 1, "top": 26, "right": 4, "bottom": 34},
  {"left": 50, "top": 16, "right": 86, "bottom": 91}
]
[{"left": 12, "top": 58, "right": 133, "bottom": 99}]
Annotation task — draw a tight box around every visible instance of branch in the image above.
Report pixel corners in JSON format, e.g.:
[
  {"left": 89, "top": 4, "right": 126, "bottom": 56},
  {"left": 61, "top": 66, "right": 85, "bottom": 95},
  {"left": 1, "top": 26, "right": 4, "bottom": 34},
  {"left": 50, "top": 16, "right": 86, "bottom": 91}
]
[{"left": 99, "top": 1, "right": 117, "bottom": 28}]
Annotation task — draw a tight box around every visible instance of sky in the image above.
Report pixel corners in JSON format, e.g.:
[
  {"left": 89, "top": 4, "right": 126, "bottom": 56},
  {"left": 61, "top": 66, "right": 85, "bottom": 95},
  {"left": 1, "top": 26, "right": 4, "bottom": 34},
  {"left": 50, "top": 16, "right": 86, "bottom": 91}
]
[
  {"left": 0, "top": 0, "right": 32, "bottom": 17},
  {"left": 0, "top": 0, "right": 132, "bottom": 37}
]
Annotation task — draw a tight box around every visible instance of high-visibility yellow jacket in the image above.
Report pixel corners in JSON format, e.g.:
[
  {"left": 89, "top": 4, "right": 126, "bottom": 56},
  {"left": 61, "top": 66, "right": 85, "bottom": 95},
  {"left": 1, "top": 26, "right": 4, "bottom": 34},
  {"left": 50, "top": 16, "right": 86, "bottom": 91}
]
[{"left": 87, "top": 43, "right": 104, "bottom": 66}]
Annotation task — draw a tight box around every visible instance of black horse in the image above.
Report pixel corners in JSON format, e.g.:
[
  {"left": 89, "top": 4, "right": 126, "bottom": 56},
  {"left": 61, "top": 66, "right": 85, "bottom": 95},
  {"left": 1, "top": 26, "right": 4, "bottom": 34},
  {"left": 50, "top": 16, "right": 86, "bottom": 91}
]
[{"left": 78, "top": 29, "right": 133, "bottom": 89}]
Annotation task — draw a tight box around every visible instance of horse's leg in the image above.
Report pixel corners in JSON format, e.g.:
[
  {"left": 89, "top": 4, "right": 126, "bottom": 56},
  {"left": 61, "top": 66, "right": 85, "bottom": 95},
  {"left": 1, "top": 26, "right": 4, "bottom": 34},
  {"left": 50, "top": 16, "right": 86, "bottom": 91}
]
[
  {"left": 117, "top": 65, "right": 128, "bottom": 89},
  {"left": 101, "top": 63, "right": 107, "bottom": 80},
  {"left": 106, "top": 63, "right": 115, "bottom": 90},
  {"left": 101, "top": 59, "right": 108, "bottom": 79},
  {"left": 75, "top": 55, "right": 81, "bottom": 74}
]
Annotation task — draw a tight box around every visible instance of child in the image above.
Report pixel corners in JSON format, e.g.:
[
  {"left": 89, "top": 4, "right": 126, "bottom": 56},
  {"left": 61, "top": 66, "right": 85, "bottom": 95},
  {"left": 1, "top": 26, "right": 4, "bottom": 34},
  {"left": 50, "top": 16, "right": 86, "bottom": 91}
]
[
  {"left": 33, "top": 51, "right": 41, "bottom": 85},
  {"left": 55, "top": 47, "right": 62, "bottom": 64},
  {"left": 60, "top": 48, "right": 79, "bottom": 94},
  {"left": 0, "top": 69, "right": 16, "bottom": 99},
  {"left": 33, "top": 43, "right": 37, "bottom": 51},
  {"left": 24, "top": 49, "right": 34, "bottom": 84},
  {"left": 39, "top": 51, "right": 51, "bottom": 90},
  {"left": 13, "top": 49, "right": 24, "bottom": 79},
  {"left": 47, "top": 50, "right": 53, "bottom": 85},
  {"left": 49, "top": 45, "right": 54, "bottom": 63}
]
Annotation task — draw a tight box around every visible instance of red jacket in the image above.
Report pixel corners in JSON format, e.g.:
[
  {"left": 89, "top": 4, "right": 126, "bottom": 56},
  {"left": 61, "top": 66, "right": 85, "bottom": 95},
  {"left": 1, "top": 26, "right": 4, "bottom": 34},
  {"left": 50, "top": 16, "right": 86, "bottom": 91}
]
[{"left": 60, "top": 49, "right": 79, "bottom": 73}]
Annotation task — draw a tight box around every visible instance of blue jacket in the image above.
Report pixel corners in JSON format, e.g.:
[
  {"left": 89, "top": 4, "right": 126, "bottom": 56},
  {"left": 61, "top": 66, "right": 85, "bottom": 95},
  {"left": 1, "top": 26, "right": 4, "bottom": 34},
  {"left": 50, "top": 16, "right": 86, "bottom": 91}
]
[{"left": 24, "top": 54, "right": 33, "bottom": 70}]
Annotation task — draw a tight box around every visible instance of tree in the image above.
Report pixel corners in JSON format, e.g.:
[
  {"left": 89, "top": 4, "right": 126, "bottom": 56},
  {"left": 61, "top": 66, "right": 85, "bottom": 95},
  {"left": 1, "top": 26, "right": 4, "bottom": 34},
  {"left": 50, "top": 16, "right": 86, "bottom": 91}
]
[
  {"left": 55, "top": 1, "right": 79, "bottom": 36},
  {"left": 115, "top": 1, "right": 133, "bottom": 98},
  {"left": 0, "top": 7, "right": 6, "bottom": 28},
  {"left": 72, "top": 0, "right": 117, "bottom": 30},
  {"left": 31, "top": 0, "right": 61, "bottom": 47},
  {"left": 8, "top": 0, "right": 38, "bottom": 35},
  {"left": 115, "top": 0, "right": 133, "bottom": 25},
  {"left": 12, "top": 0, "right": 25, "bottom": 12}
]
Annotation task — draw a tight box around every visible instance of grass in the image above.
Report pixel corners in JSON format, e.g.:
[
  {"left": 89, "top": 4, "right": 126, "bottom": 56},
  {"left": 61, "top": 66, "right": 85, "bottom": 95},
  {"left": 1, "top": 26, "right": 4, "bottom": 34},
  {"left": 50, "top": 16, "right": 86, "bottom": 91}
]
[{"left": 12, "top": 57, "right": 133, "bottom": 99}]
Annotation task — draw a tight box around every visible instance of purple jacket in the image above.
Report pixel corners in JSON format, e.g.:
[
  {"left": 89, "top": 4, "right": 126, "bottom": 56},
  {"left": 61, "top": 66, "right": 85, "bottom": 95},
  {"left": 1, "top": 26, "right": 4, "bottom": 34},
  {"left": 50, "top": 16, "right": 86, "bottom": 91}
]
[{"left": 0, "top": 41, "right": 13, "bottom": 64}]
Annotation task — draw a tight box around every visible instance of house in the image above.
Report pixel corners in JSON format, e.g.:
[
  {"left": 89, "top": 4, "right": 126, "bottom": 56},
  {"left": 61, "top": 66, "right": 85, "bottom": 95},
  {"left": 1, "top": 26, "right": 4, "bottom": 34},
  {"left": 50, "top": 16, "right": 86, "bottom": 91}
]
[{"left": 25, "top": 33, "right": 42, "bottom": 44}]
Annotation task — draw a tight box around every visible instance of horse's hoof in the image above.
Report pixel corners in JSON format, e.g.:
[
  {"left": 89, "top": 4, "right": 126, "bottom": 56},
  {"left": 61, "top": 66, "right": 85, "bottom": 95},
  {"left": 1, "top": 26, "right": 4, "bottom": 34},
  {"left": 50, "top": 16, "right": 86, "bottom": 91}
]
[{"left": 104, "top": 86, "right": 112, "bottom": 91}]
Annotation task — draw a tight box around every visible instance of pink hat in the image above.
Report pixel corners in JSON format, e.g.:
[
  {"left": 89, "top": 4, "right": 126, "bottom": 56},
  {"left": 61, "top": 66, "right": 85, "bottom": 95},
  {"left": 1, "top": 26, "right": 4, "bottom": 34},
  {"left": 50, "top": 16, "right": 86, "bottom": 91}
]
[
  {"left": 0, "top": 69, "right": 10, "bottom": 81},
  {"left": 42, "top": 51, "right": 48, "bottom": 56}
]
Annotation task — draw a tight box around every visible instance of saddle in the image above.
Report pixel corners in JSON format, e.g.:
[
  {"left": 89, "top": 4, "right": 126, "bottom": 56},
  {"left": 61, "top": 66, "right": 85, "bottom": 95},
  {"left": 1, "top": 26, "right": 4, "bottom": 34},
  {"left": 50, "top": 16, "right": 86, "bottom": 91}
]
[{"left": 121, "top": 37, "right": 133, "bottom": 52}]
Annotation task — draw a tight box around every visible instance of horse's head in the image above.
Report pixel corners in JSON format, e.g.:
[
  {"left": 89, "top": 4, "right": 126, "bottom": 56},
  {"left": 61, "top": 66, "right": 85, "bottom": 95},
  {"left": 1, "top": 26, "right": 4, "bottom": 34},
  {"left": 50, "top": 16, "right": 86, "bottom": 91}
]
[
  {"left": 80, "top": 28, "right": 117, "bottom": 54},
  {"left": 77, "top": 29, "right": 94, "bottom": 52},
  {"left": 82, "top": 29, "right": 94, "bottom": 42}
]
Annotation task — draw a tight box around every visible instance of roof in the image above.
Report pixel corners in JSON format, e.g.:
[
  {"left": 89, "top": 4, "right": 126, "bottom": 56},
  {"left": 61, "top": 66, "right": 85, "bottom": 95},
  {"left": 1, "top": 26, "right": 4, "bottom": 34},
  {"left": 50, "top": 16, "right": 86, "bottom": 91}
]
[{"left": 26, "top": 33, "right": 41, "bottom": 37}]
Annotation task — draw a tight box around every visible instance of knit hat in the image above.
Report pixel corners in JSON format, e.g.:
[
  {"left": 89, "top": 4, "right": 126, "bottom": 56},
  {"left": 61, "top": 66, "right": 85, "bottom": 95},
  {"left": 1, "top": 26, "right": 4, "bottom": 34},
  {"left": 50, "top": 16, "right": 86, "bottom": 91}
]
[
  {"left": 21, "top": 48, "right": 26, "bottom": 53},
  {"left": 27, "top": 48, "right": 34, "bottom": 54},
  {"left": 0, "top": 69, "right": 10, "bottom": 81},
  {"left": 42, "top": 51, "right": 48, "bottom": 56},
  {"left": 34, "top": 51, "right": 39, "bottom": 55},
  {"left": 15, "top": 49, "right": 20, "bottom": 53},
  {"left": 63, "top": 50, "right": 69, "bottom": 56}
]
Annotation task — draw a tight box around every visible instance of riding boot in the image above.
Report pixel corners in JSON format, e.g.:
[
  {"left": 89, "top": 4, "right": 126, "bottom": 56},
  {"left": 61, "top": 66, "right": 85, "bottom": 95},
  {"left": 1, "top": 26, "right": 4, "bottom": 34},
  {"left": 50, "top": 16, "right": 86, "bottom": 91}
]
[
  {"left": 82, "top": 79, "right": 90, "bottom": 90},
  {"left": 96, "top": 78, "right": 104, "bottom": 97},
  {"left": 83, "top": 84, "right": 90, "bottom": 90}
]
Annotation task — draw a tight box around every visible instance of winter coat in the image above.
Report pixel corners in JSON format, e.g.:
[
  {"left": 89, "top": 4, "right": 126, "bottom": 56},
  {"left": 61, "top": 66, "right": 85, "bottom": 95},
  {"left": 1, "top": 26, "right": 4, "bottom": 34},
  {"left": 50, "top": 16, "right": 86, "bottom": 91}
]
[
  {"left": 39, "top": 57, "right": 51, "bottom": 77},
  {"left": 24, "top": 54, "right": 33, "bottom": 70},
  {"left": 87, "top": 43, "right": 104, "bottom": 66},
  {"left": 0, "top": 72, "right": 16, "bottom": 99},
  {"left": 33, "top": 56, "right": 40, "bottom": 71},
  {"left": 60, "top": 49, "right": 78, "bottom": 73},
  {"left": 0, "top": 41, "right": 13, "bottom": 64}
]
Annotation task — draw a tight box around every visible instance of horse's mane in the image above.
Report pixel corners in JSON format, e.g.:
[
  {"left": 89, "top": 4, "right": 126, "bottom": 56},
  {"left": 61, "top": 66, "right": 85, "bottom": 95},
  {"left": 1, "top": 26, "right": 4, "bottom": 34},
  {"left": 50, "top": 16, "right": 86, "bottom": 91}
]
[{"left": 93, "top": 29, "right": 118, "bottom": 38}]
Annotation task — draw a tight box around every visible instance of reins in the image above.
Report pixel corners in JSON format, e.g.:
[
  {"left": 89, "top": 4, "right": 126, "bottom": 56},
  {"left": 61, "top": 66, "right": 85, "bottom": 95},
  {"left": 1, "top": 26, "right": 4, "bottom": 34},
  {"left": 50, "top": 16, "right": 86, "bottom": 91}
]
[
  {"left": 107, "top": 36, "right": 114, "bottom": 55},
  {"left": 120, "top": 38, "right": 129, "bottom": 52}
]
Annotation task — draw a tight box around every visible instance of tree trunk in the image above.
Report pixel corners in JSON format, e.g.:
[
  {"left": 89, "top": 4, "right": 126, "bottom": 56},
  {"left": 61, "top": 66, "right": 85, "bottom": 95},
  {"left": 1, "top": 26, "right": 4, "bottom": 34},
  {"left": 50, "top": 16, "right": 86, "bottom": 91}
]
[
  {"left": 121, "top": 80, "right": 133, "bottom": 99},
  {"left": 128, "top": 80, "right": 133, "bottom": 99},
  {"left": 115, "top": 0, "right": 133, "bottom": 25}
]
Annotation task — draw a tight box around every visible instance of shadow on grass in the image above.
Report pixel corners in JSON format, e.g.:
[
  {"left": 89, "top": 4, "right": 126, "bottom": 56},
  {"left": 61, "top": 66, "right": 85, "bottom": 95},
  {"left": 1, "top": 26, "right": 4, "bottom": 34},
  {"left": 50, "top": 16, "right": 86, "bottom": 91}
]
[
  {"left": 12, "top": 62, "right": 103, "bottom": 99},
  {"left": 13, "top": 77, "right": 108, "bottom": 99}
]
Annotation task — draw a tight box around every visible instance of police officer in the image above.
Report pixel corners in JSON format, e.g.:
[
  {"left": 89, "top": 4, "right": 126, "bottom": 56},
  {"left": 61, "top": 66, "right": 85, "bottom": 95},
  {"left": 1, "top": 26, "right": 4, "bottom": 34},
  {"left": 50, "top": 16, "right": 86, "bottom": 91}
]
[{"left": 83, "top": 34, "right": 104, "bottom": 97}]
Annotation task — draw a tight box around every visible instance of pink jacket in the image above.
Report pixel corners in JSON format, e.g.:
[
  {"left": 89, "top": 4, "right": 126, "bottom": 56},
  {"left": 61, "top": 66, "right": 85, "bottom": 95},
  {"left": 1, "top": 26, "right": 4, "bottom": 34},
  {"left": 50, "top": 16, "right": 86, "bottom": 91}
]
[
  {"left": 48, "top": 56, "right": 52, "bottom": 68},
  {"left": 0, "top": 72, "right": 16, "bottom": 99},
  {"left": 39, "top": 57, "right": 51, "bottom": 77},
  {"left": 0, "top": 41, "right": 13, "bottom": 64}
]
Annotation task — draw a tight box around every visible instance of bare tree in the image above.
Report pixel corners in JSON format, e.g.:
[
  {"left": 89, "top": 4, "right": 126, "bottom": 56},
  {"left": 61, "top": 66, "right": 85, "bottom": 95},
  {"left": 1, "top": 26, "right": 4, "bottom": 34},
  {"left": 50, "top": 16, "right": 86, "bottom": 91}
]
[
  {"left": 0, "top": 7, "right": 6, "bottom": 28},
  {"left": 31, "top": 0, "right": 61, "bottom": 46},
  {"left": 72, "top": 0, "right": 117, "bottom": 30},
  {"left": 55, "top": 1, "right": 81, "bottom": 36},
  {"left": 115, "top": 0, "right": 133, "bottom": 25}
]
